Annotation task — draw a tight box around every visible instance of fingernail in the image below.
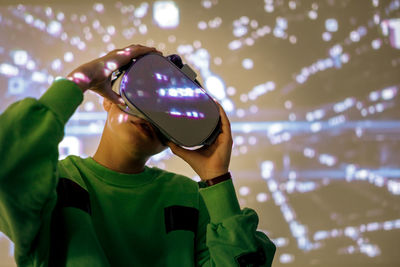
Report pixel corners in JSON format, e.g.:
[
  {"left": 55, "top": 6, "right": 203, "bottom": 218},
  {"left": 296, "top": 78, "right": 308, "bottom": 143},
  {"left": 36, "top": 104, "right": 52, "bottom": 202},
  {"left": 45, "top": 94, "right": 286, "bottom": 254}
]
[{"left": 118, "top": 98, "right": 125, "bottom": 105}]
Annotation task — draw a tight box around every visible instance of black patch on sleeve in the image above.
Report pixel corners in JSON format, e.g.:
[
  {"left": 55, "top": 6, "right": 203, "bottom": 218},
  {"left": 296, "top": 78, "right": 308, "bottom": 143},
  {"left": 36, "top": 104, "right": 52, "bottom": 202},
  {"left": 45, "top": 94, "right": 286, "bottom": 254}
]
[
  {"left": 56, "top": 178, "right": 91, "bottom": 214},
  {"left": 164, "top": 205, "right": 199, "bottom": 234},
  {"left": 235, "top": 248, "right": 267, "bottom": 267}
]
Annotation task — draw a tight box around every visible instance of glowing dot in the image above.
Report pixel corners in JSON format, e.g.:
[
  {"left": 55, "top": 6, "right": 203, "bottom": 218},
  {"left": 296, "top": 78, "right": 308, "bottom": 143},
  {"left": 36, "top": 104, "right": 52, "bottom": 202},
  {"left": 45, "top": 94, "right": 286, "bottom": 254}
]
[
  {"left": 47, "top": 20, "right": 62, "bottom": 35},
  {"left": 13, "top": 50, "right": 28, "bottom": 65},
  {"left": 322, "top": 32, "right": 332, "bottom": 41},
  {"left": 93, "top": 3, "right": 104, "bottom": 13},
  {"left": 325, "top": 18, "right": 338, "bottom": 32},
  {"left": 308, "top": 10, "right": 318, "bottom": 20},
  {"left": 248, "top": 136, "right": 257, "bottom": 145},
  {"left": 193, "top": 40, "right": 202, "bottom": 48},
  {"left": 139, "top": 24, "right": 148, "bottom": 34},
  {"left": 64, "top": 52, "right": 74, "bottom": 62},
  {"left": 227, "top": 86, "right": 236, "bottom": 96},
  {"left": 214, "top": 57, "right": 222, "bottom": 65},
  {"left": 289, "top": 35, "right": 297, "bottom": 44},
  {"left": 236, "top": 109, "right": 245, "bottom": 118},
  {"left": 107, "top": 25, "right": 116, "bottom": 35},
  {"left": 264, "top": 4, "right": 274, "bottom": 13},
  {"left": 239, "top": 186, "right": 250, "bottom": 196},
  {"left": 240, "top": 146, "right": 248, "bottom": 154},
  {"left": 26, "top": 60, "right": 36, "bottom": 70},
  {"left": 256, "top": 193, "right": 268, "bottom": 202},
  {"left": 57, "top": 12, "right": 65, "bottom": 21},
  {"left": 202, "top": 0, "right": 212, "bottom": 8},
  {"left": 84, "top": 101, "right": 95, "bottom": 111},
  {"left": 153, "top": 1, "right": 179, "bottom": 28},
  {"left": 51, "top": 59, "right": 62, "bottom": 71},
  {"left": 350, "top": 31, "right": 360, "bottom": 42},
  {"left": 242, "top": 58, "right": 254, "bottom": 69},
  {"left": 198, "top": 21, "right": 207, "bottom": 30}
]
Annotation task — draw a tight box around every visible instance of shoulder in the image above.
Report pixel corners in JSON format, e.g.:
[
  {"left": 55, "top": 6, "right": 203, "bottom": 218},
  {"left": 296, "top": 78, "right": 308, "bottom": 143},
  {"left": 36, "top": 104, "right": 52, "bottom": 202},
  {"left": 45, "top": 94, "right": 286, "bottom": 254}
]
[
  {"left": 150, "top": 166, "right": 199, "bottom": 192},
  {"left": 58, "top": 155, "right": 87, "bottom": 190}
]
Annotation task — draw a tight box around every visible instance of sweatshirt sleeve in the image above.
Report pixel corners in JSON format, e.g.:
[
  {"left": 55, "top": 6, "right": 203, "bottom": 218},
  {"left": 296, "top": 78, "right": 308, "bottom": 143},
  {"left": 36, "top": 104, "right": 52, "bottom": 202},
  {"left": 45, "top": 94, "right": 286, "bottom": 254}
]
[
  {"left": 195, "top": 178, "right": 276, "bottom": 267},
  {"left": 0, "top": 79, "right": 83, "bottom": 265}
]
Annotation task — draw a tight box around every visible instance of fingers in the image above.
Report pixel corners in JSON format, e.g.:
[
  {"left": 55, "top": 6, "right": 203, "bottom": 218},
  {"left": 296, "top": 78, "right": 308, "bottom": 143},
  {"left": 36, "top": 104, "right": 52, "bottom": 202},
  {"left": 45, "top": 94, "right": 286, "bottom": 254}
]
[
  {"left": 215, "top": 102, "right": 232, "bottom": 137},
  {"left": 99, "top": 82, "right": 125, "bottom": 106},
  {"left": 167, "top": 141, "right": 191, "bottom": 158},
  {"left": 103, "top": 45, "right": 161, "bottom": 72}
]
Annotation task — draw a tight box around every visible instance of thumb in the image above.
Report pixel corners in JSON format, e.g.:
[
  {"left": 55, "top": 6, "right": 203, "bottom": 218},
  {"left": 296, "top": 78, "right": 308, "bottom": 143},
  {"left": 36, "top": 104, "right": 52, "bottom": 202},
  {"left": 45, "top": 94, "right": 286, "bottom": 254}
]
[{"left": 99, "top": 81, "right": 125, "bottom": 106}]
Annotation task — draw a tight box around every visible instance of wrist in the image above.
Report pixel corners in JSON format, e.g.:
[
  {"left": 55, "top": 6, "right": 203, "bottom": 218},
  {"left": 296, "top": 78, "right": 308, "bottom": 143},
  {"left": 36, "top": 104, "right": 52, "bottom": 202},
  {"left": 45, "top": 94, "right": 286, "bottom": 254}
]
[{"left": 203, "top": 172, "right": 231, "bottom": 187}]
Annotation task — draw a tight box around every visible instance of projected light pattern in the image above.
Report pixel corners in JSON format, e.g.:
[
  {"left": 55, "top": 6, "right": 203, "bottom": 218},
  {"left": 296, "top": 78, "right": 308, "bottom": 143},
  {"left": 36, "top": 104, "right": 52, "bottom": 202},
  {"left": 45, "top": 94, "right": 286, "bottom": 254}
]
[{"left": 1, "top": 0, "right": 400, "bottom": 266}]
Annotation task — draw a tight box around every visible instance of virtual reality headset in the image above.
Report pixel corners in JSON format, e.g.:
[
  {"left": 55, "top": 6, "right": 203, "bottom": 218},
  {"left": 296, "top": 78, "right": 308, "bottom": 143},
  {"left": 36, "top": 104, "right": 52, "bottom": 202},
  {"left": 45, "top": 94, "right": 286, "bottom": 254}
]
[{"left": 111, "top": 53, "right": 221, "bottom": 149}]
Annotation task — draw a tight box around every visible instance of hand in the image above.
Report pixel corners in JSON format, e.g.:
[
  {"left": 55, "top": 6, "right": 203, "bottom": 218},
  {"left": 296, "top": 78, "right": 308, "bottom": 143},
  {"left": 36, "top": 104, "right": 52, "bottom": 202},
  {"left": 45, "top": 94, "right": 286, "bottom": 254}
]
[
  {"left": 67, "top": 44, "right": 160, "bottom": 105},
  {"left": 167, "top": 102, "right": 233, "bottom": 181}
]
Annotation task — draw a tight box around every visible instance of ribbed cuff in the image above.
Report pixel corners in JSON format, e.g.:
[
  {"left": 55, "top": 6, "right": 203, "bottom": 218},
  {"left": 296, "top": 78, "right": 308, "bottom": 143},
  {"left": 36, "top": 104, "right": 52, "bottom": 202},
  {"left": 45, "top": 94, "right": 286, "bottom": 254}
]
[
  {"left": 39, "top": 78, "right": 84, "bottom": 124},
  {"left": 199, "top": 178, "right": 241, "bottom": 224}
]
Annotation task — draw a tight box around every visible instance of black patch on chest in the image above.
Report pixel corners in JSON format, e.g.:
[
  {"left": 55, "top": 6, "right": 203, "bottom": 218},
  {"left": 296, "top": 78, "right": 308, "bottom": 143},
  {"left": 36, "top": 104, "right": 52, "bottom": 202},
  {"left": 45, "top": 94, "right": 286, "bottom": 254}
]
[
  {"left": 164, "top": 205, "right": 199, "bottom": 234},
  {"left": 235, "top": 248, "right": 267, "bottom": 267},
  {"left": 56, "top": 178, "right": 91, "bottom": 214}
]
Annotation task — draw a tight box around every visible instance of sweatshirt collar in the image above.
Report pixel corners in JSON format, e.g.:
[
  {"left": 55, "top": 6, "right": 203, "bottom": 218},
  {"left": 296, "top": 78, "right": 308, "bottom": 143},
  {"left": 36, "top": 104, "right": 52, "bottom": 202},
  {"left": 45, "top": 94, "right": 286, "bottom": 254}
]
[{"left": 83, "top": 157, "right": 161, "bottom": 187}]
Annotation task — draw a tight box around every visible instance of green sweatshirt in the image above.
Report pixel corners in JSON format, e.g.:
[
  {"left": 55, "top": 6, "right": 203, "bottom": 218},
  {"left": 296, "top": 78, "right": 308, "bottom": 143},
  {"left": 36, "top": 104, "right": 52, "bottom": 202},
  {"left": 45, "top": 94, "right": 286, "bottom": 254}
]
[{"left": 0, "top": 79, "right": 275, "bottom": 266}]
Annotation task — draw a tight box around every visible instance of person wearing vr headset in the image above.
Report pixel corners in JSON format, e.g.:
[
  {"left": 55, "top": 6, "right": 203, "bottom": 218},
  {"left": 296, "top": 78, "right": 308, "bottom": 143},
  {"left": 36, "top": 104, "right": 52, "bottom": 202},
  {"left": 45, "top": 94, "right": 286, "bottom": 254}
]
[{"left": 0, "top": 44, "right": 275, "bottom": 266}]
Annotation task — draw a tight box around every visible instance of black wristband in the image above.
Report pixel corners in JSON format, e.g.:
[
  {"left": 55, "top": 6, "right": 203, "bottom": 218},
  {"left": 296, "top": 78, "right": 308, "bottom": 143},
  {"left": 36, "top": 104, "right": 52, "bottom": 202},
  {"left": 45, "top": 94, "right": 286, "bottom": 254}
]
[{"left": 205, "top": 172, "right": 232, "bottom": 187}]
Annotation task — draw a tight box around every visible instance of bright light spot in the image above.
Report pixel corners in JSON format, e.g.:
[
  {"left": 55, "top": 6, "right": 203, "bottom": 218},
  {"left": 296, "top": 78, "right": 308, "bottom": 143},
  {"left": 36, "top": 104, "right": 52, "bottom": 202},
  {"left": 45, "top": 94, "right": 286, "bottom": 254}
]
[
  {"left": 256, "top": 193, "right": 268, "bottom": 202},
  {"left": 350, "top": 31, "right": 361, "bottom": 42},
  {"left": 242, "top": 58, "right": 254, "bottom": 69},
  {"left": 135, "top": 2, "right": 149, "bottom": 18},
  {"left": 47, "top": 20, "right": 62, "bottom": 35},
  {"left": 64, "top": 52, "right": 74, "bottom": 62},
  {"left": 0, "top": 63, "right": 19, "bottom": 76},
  {"left": 308, "top": 10, "right": 318, "bottom": 20},
  {"left": 205, "top": 75, "right": 225, "bottom": 100},
  {"left": 84, "top": 101, "right": 95, "bottom": 111},
  {"left": 280, "top": 253, "right": 294, "bottom": 263},
  {"left": 12, "top": 50, "right": 28, "bottom": 65},
  {"left": 139, "top": 24, "right": 148, "bottom": 34},
  {"left": 322, "top": 32, "right": 332, "bottom": 41},
  {"left": 325, "top": 18, "right": 338, "bottom": 32},
  {"left": 153, "top": 1, "right": 179, "bottom": 28},
  {"left": 221, "top": 98, "right": 234, "bottom": 112},
  {"left": 239, "top": 186, "right": 250, "bottom": 196},
  {"left": 107, "top": 25, "right": 116, "bottom": 35},
  {"left": 32, "top": 72, "right": 47, "bottom": 83},
  {"left": 93, "top": 3, "right": 105, "bottom": 13},
  {"left": 228, "top": 40, "right": 242, "bottom": 50}
]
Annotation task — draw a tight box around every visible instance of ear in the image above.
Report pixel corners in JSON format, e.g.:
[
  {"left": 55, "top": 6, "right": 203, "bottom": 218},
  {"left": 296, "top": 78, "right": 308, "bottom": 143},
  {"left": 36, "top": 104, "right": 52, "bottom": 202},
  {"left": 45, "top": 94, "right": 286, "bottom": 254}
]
[{"left": 102, "top": 97, "right": 113, "bottom": 112}]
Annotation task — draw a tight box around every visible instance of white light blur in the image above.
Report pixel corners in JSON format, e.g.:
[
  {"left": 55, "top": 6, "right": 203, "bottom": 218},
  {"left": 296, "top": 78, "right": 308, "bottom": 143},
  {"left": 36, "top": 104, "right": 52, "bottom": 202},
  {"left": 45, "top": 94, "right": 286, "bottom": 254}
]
[
  {"left": 242, "top": 58, "right": 254, "bottom": 69},
  {"left": 47, "top": 20, "right": 62, "bottom": 35},
  {"left": 205, "top": 75, "right": 226, "bottom": 100},
  {"left": 256, "top": 193, "right": 268, "bottom": 202},
  {"left": 135, "top": 2, "right": 149, "bottom": 18},
  {"left": 32, "top": 72, "right": 47, "bottom": 83},
  {"left": 221, "top": 98, "right": 234, "bottom": 112},
  {"left": 325, "top": 18, "right": 338, "bottom": 32},
  {"left": 0, "top": 63, "right": 19, "bottom": 76},
  {"left": 153, "top": 1, "right": 179, "bottom": 28},
  {"left": 64, "top": 52, "right": 74, "bottom": 62},
  {"left": 239, "top": 186, "right": 250, "bottom": 196},
  {"left": 280, "top": 253, "right": 294, "bottom": 264},
  {"left": 12, "top": 50, "right": 28, "bottom": 65}
]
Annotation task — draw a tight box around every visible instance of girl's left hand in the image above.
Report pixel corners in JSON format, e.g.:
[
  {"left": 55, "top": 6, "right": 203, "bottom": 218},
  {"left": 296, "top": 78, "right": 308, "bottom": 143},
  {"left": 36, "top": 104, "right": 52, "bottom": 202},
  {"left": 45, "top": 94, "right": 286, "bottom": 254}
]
[{"left": 167, "top": 102, "right": 233, "bottom": 181}]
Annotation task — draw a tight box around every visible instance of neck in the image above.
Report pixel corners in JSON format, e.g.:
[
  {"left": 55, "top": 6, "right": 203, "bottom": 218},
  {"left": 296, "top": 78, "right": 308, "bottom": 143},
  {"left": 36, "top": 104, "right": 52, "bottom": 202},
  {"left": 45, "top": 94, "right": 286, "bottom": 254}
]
[{"left": 93, "top": 131, "right": 149, "bottom": 174}]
